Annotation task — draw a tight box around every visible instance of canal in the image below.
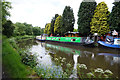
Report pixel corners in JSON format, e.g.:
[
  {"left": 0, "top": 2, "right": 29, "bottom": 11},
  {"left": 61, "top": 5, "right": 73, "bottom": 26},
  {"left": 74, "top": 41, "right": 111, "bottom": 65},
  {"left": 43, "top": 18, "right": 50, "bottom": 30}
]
[{"left": 17, "top": 39, "right": 120, "bottom": 78}]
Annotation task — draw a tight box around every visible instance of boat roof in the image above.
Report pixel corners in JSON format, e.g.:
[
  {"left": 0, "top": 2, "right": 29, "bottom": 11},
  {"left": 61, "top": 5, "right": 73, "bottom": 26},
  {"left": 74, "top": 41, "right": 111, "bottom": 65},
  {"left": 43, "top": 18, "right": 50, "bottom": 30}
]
[{"left": 64, "top": 32, "right": 79, "bottom": 35}]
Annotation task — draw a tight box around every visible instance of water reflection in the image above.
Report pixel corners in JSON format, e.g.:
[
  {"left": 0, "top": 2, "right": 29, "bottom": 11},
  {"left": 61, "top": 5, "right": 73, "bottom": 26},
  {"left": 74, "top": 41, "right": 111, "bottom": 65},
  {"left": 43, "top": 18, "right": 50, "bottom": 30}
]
[
  {"left": 70, "top": 54, "right": 79, "bottom": 78},
  {"left": 45, "top": 42, "right": 120, "bottom": 78}
]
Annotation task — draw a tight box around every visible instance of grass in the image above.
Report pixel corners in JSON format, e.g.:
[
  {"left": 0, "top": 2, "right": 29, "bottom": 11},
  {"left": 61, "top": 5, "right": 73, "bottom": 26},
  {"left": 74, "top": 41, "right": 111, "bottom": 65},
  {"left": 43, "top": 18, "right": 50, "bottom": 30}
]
[{"left": 2, "top": 36, "right": 31, "bottom": 78}]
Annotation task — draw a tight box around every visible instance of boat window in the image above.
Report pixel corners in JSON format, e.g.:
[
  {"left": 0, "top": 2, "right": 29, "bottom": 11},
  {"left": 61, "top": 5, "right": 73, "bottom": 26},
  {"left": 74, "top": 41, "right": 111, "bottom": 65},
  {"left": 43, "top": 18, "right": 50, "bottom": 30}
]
[
  {"left": 73, "top": 39, "right": 75, "bottom": 41},
  {"left": 71, "top": 39, "right": 75, "bottom": 41},
  {"left": 59, "top": 38, "right": 60, "bottom": 40}
]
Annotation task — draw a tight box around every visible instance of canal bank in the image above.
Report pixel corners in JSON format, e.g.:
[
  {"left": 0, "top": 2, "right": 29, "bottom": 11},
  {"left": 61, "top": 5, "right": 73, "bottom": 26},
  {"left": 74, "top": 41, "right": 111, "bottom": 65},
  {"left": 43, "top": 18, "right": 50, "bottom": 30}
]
[{"left": 2, "top": 35, "right": 38, "bottom": 78}]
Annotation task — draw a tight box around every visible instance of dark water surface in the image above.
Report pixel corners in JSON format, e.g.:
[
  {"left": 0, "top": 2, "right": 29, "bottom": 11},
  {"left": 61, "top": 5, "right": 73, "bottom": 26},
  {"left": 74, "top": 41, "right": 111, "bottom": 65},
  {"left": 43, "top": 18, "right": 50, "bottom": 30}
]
[{"left": 17, "top": 39, "right": 120, "bottom": 78}]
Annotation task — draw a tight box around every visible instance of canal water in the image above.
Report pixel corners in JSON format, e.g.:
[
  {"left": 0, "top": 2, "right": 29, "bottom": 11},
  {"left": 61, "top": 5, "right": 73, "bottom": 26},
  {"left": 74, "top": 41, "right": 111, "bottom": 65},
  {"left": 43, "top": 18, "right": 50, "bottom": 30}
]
[{"left": 17, "top": 39, "right": 120, "bottom": 78}]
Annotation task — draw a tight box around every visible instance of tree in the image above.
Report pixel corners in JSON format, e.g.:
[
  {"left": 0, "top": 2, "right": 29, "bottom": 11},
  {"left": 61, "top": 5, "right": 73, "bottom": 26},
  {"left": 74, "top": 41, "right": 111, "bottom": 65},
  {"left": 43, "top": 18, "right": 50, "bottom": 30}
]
[
  {"left": 54, "top": 15, "right": 62, "bottom": 35},
  {"left": 2, "top": 0, "right": 12, "bottom": 25},
  {"left": 44, "top": 24, "right": 48, "bottom": 34},
  {"left": 61, "top": 6, "right": 75, "bottom": 35},
  {"left": 3, "top": 20, "right": 14, "bottom": 37},
  {"left": 14, "top": 22, "right": 26, "bottom": 36},
  {"left": 33, "top": 27, "right": 41, "bottom": 36},
  {"left": 23, "top": 23, "right": 33, "bottom": 35},
  {"left": 44, "top": 23, "right": 51, "bottom": 36},
  {"left": 108, "top": 1, "right": 120, "bottom": 32},
  {"left": 50, "top": 14, "right": 59, "bottom": 35},
  {"left": 90, "top": 2, "right": 110, "bottom": 35},
  {"left": 77, "top": 0, "right": 96, "bottom": 36}
]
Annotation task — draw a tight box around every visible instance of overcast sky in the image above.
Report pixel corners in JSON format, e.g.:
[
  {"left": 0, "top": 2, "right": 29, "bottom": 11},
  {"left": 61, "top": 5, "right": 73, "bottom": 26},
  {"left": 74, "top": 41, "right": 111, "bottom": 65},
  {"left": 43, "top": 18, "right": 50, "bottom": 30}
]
[{"left": 8, "top": 0, "right": 115, "bottom": 29}]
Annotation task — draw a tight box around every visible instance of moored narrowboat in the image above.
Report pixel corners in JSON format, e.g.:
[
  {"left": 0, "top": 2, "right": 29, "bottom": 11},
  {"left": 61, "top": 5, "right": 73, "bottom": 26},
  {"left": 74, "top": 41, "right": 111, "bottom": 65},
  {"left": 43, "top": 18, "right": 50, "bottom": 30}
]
[{"left": 36, "top": 34, "right": 48, "bottom": 42}]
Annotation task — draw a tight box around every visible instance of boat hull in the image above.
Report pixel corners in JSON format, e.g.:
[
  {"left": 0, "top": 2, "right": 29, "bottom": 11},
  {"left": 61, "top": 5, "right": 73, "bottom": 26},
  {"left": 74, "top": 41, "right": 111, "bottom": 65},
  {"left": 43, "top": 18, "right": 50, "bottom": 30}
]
[
  {"left": 36, "top": 38, "right": 46, "bottom": 42},
  {"left": 98, "top": 41, "right": 120, "bottom": 49}
]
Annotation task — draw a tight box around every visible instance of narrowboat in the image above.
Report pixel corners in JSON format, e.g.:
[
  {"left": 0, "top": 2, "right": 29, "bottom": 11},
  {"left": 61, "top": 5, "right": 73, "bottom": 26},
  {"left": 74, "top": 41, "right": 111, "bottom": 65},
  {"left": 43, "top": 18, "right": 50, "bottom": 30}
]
[
  {"left": 36, "top": 34, "right": 48, "bottom": 42},
  {"left": 45, "top": 32, "right": 94, "bottom": 46},
  {"left": 46, "top": 37, "right": 95, "bottom": 46},
  {"left": 98, "top": 36, "right": 120, "bottom": 49}
]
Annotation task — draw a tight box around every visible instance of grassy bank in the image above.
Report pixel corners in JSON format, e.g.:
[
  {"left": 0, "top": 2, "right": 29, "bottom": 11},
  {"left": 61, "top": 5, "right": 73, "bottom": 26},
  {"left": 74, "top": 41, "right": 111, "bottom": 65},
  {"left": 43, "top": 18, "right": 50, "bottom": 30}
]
[{"left": 2, "top": 35, "right": 34, "bottom": 78}]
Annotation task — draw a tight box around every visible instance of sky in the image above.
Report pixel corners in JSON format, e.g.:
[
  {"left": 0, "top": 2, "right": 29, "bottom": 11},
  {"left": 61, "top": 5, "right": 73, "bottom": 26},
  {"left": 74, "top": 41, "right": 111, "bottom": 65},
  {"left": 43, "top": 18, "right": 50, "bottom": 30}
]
[{"left": 7, "top": 0, "right": 115, "bottom": 29}]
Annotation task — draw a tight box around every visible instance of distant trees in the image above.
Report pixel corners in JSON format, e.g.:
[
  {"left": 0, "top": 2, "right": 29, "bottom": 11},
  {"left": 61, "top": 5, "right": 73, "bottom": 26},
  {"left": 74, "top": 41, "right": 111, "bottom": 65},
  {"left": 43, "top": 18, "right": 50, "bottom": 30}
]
[
  {"left": 61, "top": 6, "right": 75, "bottom": 35},
  {"left": 14, "top": 22, "right": 26, "bottom": 36},
  {"left": 90, "top": 2, "right": 110, "bottom": 35},
  {"left": 108, "top": 1, "right": 120, "bottom": 32},
  {"left": 23, "top": 23, "right": 33, "bottom": 35},
  {"left": 33, "top": 27, "right": 41, "bottom": 36},
  {"left": 13, "top": 22, "right": 43, "bottom": 36},
  {"left": 77, "top": 0, "right": 96, "bottom": 36},
  {"left": 54, "top": 15, "right": 62, "bottom": 35}
]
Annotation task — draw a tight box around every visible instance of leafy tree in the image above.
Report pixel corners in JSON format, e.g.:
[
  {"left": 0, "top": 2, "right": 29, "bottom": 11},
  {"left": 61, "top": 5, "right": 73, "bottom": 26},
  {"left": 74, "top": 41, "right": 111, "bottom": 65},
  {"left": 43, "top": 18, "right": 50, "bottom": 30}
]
[
  {"left": 2, "top": 0, "right": 12, "bottom": 25},
  {"left": 61, "top": 6, "right": 75, "bottom": 35},
  {"left": 23, "top": 23, "right": 33, "bottom": 35},
  {"left": 50, "top": 14, "right": 59, "bottom": 35},
  {"left": 77, "top": 0, "right": 96, "bottom": 36},
  {"left": 14, "top": 22, "right": 26, "bottom": 36},
  {"left": 108, "top": 1, "right": 120, "bottom": 32},
  {"left": 44, "top": 23, "right": 51, "bottom": 36},
  {"left": 90, "top": 2, "right": 110, "bottom": 35},
  {"left": 2, "top": 20, "right": 14, "bottom": 37},
  {"left": 54, "top": 15, "right": 62, "bottom": 35},
  {"left": 33, "top": 27, "right": 41, "bottom": 36}
]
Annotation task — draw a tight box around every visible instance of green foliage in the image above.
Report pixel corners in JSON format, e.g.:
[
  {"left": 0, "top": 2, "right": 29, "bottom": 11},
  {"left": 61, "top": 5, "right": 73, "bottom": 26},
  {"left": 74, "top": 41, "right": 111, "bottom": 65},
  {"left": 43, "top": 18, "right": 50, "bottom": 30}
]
[
  {"left": 54, "top": 15, "right": 62, "bottom": 35},
  {"left": 90, "top": 2, "right": 110, "bottom": 35},
  {"left": 2, "top": 36, "right": 30, "bottom": 78},
  {"left": 14, "top": 22, "right": 26, "bottom": 36},
  {"left": 73, "top": 29, "right": 78, "bottom": 32},
  {"left": 14, "top": 22, "right": 42, "bottom": 36},
  {"left": 2, "top": 20, "right": 15, "bottom": 37},
  {"left": 33, "top": 27, "right": 41, "bottom": 36},
  {"left": 23, "top": 23, "right": 33, "bottom": 35},
  {"left": 108, "top": 1, "right": 120, "bottom": 32},
  {"left": 2, "top": 0, "right": 12, "bottom": 25},
  {"left": 61, "top": 6, "right": 75, "bottom": 35},
  {"left": 44, "top": 23, "right": 51, "bottom": 35},
  {"left": 41, "top": 28, "right": 44, "bottom": 34},
  {"left": 50, "top": 14, "right": 59, "bottom": 35},
  {"left": 77, "top": 0, "right": 96, "bottom": 36}
]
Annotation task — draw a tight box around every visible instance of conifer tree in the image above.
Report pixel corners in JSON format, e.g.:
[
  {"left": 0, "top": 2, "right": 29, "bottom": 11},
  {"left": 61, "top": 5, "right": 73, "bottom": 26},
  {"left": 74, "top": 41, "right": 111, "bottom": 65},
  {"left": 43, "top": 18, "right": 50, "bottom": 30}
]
[
  {"left": 77, "top": 0, "right": 96, "bottom": 36},
  {"left": 54, "top": 15, "right": 62, "bottom": 35},
  {"left": 50, "top": 14, "right": 59, "bottom": 35},
  {"left": 90, "top": 2, "right": 110, "bottom": 35},
  {"left": 61, "top": 6, "right": 75, "bottom": 35},
  {"left": 108, "top": 1, "right": 120, "bottom": 32}
]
